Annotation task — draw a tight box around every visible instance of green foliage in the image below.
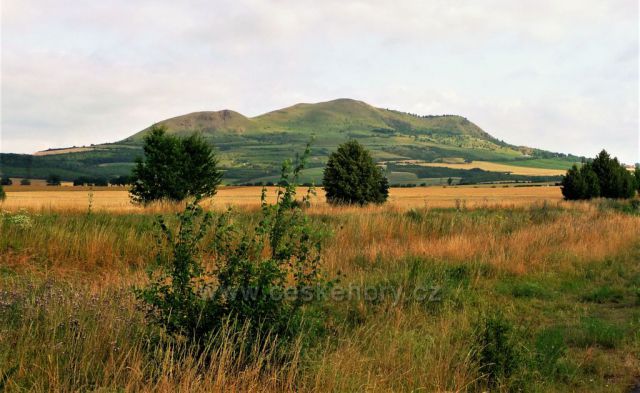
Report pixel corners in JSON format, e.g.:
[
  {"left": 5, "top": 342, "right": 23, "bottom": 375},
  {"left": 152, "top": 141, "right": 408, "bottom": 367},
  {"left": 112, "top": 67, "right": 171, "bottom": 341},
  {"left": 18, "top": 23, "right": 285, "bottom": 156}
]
[
  {"left": 473, "top": 312, "right": 519, "bottom": 388},
  {"left": 19, "top": 179, "right": 31, "bottom": 186},
  {"left": 323, "top": 140, "right": 389, "bottom": 205},
  {"left": 130, "top": 125, "right": 222, "bottom": 204},
  {"left": 109, "top": 175, "right": 131, "bottom": 186},
  {"left": 73, "top": 176, "right": 108, "bottom": 186},
  {"left": 561, "top": 163, "right": 600, "bottom": 200},
  {"left": 590, "top": 150, "right": 636, "bottom": 199},
  {"left": 136, "top": 144, "right": 329, "bottom": 346},
  {"left": 562, "top": 150, "right": 636, "bottom": 200},
  {"left": 46, "top": 174, "right": 61, "bottom": 186},
  {"left": 0, "top": 177, "right": 12, "bottom": 186},
  {"left": 635, "top": 165, "right": 640, "bottom": 192},
  {"left": 0, "top": 184, "right": 5, "bottom": 201}
]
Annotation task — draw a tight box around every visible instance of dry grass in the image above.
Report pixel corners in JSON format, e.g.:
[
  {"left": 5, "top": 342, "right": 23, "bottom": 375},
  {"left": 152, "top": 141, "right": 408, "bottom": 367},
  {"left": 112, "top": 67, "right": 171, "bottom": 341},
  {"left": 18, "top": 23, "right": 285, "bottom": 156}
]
[
  {"left": 1, "top": 197, "right": 639, "bottom": 391},
  {"left": 1, "top": 185, "right": 564, "bottom": 212}
]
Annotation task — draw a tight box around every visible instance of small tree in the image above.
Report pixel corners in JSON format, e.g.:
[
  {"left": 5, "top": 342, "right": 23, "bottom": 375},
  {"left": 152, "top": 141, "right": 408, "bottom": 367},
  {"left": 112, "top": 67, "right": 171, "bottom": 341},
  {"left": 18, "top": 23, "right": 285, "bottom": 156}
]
[
  {"left": 635, "top": 165, "right": 640, "bottom": 193},
  {"left": 322, "top": 140, "right": 389, "bottom": 205},
  {"left": 0, "top": 184, "right": 5, "bottom": 201},
  {"left": 46, "top": 174, "right": 61, "bottom": 186},
  {"left": 20, "top": 179, "right": 31, "bottom": 186},
  {"left": 590, "top": 150, "right": 636, "bottom": 199},
  {"left": 130, "top": 125, "right": 222, "bottom": 204},
  {"left": 0, "top": 177, "right": 12, "bottom": 186}
]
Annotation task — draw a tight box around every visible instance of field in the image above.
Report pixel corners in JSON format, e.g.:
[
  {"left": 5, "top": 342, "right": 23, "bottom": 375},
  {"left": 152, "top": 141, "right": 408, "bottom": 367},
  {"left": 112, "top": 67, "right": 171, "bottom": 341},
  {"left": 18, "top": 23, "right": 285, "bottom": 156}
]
[
  {"left": 1, "top": 185, "right": 564, "bottom": 212},
  {"left": 1, "top": 186, "right": 640, "bottom": 392},
  {"left": 415, "top": 160, "right": 569, "bottom": 176}
]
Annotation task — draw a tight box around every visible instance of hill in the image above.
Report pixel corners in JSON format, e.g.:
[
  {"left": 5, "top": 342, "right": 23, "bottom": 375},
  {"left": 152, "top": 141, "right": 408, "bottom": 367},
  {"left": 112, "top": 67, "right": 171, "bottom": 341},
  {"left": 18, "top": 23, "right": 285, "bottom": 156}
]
[{"left": 0, "top": 98, "right": 580, "bottom": 185}]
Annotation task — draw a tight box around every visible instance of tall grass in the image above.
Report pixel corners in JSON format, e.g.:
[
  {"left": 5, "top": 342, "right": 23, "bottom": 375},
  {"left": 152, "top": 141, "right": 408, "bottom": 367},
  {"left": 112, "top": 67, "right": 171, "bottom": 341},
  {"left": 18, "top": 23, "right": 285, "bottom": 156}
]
[{"left": 1, "top": 200, "right": 639, "bottom": 391}]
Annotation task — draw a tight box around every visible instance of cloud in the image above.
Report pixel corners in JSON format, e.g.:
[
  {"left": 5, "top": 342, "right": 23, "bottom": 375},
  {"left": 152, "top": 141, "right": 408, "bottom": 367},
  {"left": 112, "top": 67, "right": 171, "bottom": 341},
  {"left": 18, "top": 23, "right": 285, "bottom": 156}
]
[{"left": 1, "top": 0, "right": 638, "bottom": 163}]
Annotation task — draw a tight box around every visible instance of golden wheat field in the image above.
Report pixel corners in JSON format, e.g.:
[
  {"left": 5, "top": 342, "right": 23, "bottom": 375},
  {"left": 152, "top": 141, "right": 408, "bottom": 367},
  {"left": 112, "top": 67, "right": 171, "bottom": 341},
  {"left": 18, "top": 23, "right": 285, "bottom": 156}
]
[
  {"left": 1, "top": 184, "right": 563, "bottom": 212},
  {"left": 415, "top": 161, "right": 568, "bottom": 176}
]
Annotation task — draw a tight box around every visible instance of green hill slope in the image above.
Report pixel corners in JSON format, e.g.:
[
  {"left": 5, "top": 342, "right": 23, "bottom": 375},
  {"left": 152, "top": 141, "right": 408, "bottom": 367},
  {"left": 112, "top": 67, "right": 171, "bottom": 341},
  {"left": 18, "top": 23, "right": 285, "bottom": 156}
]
[{"left": 0, "top": 98, "right": 579, "bottom": 185}]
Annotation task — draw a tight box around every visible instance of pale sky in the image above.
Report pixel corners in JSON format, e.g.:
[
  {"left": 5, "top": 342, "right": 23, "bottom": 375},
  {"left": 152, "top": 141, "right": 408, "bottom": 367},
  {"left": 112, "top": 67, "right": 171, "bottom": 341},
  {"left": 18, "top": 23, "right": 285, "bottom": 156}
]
[{"left": 1, "top": 0, "right": 639, "bottom": 163}]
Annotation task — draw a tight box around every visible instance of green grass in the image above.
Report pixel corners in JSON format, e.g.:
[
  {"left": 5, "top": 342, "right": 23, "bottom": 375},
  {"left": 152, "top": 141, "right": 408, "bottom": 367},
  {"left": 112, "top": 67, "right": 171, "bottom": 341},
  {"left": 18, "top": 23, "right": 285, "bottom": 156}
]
[{"left": 499, "top": 158, "right": 579, "bottom": 170}]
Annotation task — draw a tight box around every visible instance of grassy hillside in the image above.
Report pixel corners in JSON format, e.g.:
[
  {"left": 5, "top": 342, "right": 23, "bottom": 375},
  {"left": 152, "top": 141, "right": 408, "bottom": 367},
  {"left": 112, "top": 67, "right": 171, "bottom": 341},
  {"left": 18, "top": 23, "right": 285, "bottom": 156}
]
[{"left": 0, "top": 98, "right": 579, "bottom": 184}]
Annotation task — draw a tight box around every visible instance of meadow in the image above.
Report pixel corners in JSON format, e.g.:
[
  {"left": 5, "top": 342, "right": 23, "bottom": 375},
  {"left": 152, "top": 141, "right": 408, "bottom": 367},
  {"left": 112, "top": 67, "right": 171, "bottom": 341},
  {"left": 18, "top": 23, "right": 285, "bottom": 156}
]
[{"left": 1, "top": 186, "right": 639, "bottom": 392}]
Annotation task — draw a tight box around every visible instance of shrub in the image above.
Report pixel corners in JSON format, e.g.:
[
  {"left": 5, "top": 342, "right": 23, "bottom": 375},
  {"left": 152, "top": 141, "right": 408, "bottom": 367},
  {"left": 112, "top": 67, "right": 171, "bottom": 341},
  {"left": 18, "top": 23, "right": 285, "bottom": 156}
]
[
  {"left": 0, "top": 184, "right": 4, "bottom": 201},
  {"left": 19, "top": 179, "right": 31, "bottom": 186},
  {"left": 0, "top": 176, "right": 12, "bottom": 186},
  {"left": 46, "top": 174, "right": 61, "bottom": 186},
  {"left": 130, "top": 125, "right": 222, "bottom": 204},
  {"left": 109, "top": 175, "right": 131, "bottom": 186},
  {"left": 473, "top": 312, "right": 519, "bottom": 388},
  {"left": 73, "top": 176, "right": 109, "bottom": 186},
  {"left": 322, "top": 140, "right": 389, "bottom": 205},
  {"left": 136, "top": 144, "right": 330, "bottom": 348},
  {"left": 1, "top": 209, "right": 34, "bottom": 229}
]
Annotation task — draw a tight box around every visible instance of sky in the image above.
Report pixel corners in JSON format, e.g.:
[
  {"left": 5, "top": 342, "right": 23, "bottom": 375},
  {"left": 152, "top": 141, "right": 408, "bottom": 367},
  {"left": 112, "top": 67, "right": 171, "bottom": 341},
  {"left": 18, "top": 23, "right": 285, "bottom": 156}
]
[{"left": 1, "top": 0, "right": 639, "bottom": 163}]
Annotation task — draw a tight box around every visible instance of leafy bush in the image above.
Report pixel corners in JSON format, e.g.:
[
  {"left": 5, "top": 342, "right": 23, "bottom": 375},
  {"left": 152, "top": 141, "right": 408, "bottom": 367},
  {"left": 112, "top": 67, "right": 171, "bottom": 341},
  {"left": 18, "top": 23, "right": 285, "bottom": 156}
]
[
  {"left": 1, "top": 209, "right": 34, "bottom": 230},
  {"left": 473, "top": 312, "right": 519, "bottom": 388},
  {"left": 0, "top": 184, "right": 4, "bottom": 201},
  {"left": 19, "top": 178, "right": 31, "bottom": 186},
  {"left": 0, "top": 176, "right": 12, "bottom": 186},
  {"left": 130, "top": 125, "right": 222, "bottom": 204},
  {"left": 322, "top": 139, "right": 389, "bottom": 205},
  {"left": 136, "top": 144, "right": 330, "bottom": 347}
]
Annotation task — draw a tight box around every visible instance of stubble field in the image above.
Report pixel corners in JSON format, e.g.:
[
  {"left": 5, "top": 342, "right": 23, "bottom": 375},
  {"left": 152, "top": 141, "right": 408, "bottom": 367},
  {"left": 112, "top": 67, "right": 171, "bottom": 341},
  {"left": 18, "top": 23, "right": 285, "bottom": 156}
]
[{"left": 1, "top": 184, "right": 563, "bottom": 212}]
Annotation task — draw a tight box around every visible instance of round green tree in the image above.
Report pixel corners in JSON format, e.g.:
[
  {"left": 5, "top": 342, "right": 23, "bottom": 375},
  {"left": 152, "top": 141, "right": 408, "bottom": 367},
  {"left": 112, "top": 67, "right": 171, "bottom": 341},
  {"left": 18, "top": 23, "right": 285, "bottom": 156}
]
[
  {"left": 322, "top": 140, "right": 389, "bottom": 205},
  {"left": 130, "top": 125, "right": 222, "bottom": 204}
]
